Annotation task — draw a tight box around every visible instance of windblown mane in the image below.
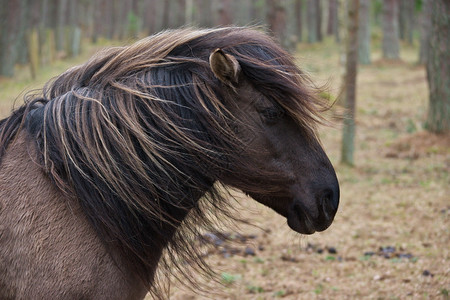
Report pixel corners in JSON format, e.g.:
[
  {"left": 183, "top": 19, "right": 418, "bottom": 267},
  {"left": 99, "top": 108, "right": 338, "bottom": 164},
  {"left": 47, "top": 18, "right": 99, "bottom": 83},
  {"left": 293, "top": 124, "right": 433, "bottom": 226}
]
[{"left": 0, "top": 27, "right": 327, "bottom": 296}]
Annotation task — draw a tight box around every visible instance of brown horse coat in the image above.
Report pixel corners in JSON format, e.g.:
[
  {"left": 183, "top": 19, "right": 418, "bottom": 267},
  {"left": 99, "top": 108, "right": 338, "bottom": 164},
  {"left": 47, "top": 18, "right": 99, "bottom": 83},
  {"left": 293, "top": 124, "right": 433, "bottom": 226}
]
[{"left": 0, "top": 133, "right": 147, "bottom": 299}]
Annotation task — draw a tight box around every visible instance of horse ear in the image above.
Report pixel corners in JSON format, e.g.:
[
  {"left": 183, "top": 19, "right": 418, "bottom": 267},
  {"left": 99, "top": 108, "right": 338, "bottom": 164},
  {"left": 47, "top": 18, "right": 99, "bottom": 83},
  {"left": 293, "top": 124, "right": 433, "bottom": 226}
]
[{"left": 209, "top": 49, "right": 241, "bottom": 85}]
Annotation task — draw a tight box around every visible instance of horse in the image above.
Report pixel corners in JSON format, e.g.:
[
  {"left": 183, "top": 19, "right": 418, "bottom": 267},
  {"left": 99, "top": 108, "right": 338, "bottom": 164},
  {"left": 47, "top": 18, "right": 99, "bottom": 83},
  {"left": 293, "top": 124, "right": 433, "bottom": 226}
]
[{"left": 0, "top": 27, "right": 339, "bottom": 299}]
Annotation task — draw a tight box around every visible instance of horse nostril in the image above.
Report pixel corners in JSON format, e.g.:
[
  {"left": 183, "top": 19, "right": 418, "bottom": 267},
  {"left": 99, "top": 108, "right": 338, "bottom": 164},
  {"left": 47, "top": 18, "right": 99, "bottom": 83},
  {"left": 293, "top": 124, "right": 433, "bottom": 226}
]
[{"left": 320, "top": 188, "right": 339, "bottom": 213}]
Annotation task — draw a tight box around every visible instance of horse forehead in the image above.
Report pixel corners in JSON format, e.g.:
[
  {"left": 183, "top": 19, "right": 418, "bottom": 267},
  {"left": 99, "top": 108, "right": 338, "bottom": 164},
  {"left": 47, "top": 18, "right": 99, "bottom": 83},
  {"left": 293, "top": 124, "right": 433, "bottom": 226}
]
[{"left": 234, "top": 81, "right": 267, "bottom": 105}]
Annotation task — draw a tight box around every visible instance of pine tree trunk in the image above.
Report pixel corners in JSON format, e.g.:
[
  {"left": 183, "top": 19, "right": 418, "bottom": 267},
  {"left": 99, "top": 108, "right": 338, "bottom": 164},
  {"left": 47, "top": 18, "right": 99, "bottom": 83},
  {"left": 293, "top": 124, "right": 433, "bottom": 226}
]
[
  {"left": 358, "top": 0, "right": 371, "bottom": 64},
  {"left": 295, "top": 0, "right": 303, "bottom": 42},
  {"left": 175, "top": 0, "right": 186, "bottom": 27},
  {"left": 425, "top": 0, "right": 450, "bottom": 133},
  {"left": 218, "top": 0, "right": 232, "bottom": 25},
  {"left": 419, "top": 0, "right": 431, "bottom": 64},
  {"left": 399, "top": 0, "right": 413, "bottom": 44},
  {"left": 382, "top": 0, "right": 400, "bottom": 60},
  {"left": 341, "top": 0, "right": 359, "bottom": 166},
  {"left": 267, "top": 0, "right": 287, "bottom": 48},
  {"left": 0, "top": 0, "right": 22, "bottom": 77},
  {"left": 327, "top": 0, "right": 338, "bottom": 37},
  {"left": 307, "top": 0, "right": 318, "bottom": 43},
  {"left": 55, "top": 0, "right": 68, "bottom": 52},
  {"left": 16, "top": 0, "right": 30, "bottom": 66},
  {"left": 185, "top": 0, "right": 193, "bottom": 25},
  {"left": 316, "top": 0, "right": 322, "bottom": 42}
]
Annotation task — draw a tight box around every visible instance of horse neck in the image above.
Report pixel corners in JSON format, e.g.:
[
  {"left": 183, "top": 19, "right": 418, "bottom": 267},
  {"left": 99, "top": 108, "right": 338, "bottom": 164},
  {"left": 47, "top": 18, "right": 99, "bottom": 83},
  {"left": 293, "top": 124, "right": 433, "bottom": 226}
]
[{"left": 128, "top": 186, "right": 211, "bottom": 287}]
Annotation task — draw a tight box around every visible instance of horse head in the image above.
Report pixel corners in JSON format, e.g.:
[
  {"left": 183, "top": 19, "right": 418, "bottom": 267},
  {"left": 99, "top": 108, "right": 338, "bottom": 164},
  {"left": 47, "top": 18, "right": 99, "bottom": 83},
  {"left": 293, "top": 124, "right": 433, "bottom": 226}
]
[{"left": 209, "top": 48, "right": 339, "bottom": 234}]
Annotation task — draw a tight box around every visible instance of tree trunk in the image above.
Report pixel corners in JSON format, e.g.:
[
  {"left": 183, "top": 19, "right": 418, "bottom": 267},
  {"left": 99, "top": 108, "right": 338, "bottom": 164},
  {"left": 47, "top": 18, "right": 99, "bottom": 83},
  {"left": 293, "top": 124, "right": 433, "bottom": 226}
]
[
  {"left": 174, "top": 0, "right": 186, "bottom": 27},
  {"left": 399, "top": 0, "right": 413, "bottom": 44},
  {"left": 55, "top": 0, "right": 68, "bottom": 52},
  {"left": 67, "top": 0, "right": 81, "bottom": 57},
  {"left": 162, "top": 0, "right": 171, "bottom": 28},
  {"left": 194, "top": 0, "right": 212, "bottom": 27},
  {"left": 295, "top": 0, "right": 303, "bottom": 42},
  {"left": 316, "top": 0, "right": 322, "bottom": 41},
  {"left": 327, "top": 0, "right": 338, "bottom": 37},
  {"left": 425, "top": 0, "right": 450, "bottom": 133},
  {"left": 16, "top": 0, "right": 30, "bottom": 65},
  {"left": 358, "top": 0, "right": 371, "bottom": 64},
  {"left": 307, "top": 0, "right": 318, "bottom": 43},
  {"left": 382, "top": 0, "right": 400, "bottom": 60},
  {"left": 267, "top": 0, "right": 288, "bottom": 49},
  {"left": 185, "top": 0, "right": 194, "bottom": 25},
  {"left": 142, "top": 0, "right": 157, "bottom": 34},
  {"left": 341, "top": 0, "right": 359, "bottom": 166},
  {"left": 218, "top": 0, "right": 232, "bottom": 25},
  {"left": 419, "top": 0, "right": 431, "bottom": 64},
  {"left": 0, "top": 0, "right": 22, "bottom": 77}
]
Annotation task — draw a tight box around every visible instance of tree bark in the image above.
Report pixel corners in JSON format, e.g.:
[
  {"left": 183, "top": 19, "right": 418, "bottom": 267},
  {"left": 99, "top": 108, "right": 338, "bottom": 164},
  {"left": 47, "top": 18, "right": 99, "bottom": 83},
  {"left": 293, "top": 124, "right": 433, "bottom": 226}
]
[
  {"left": 358, "top": 0, "right": 371, "bottom": 64},
  {"left": 174, "top": 0, "right": 186, "bottom": 27},
  {"left": 399, "top": 0, "right": 413, "bottom": 44},
  {"left": 67, "top": 0, "right": 81, "bottom": 57},
  {"left": 55, "top": 0, "right": 68, "bottom": 52},
  {"left": 382, "top": 0, "right": 400, "bottom": 60},
  {"left": 419, "top": 0, "right": 431, "bottom": 64},
  {"left": 16, "top": 0, "right": 30, "bottom": 65},
  {"left": 307, "top": 0, "right": 318, "bottom": 43},
  {"left": 316, "top": 0, "right": 322, "bottom": 41},
  {"left": 218, "top": 0, "right": 232, "bottom": 26},
  {"left": 294, "top": 0, "right": 303, "bottom": 42},
  {"left": 341, "top": 0, "right": 359, "bottom": 166},
  {"left": 0, "top": 0, "right": 22, "bottom": 77},
  {"left": 267, "top": 0, "right": 288, "bottom": 49},
  {"left": 327, "top": 0, "right": 338, "bottom": 37},
  {"left": 162, "top": 0, "right": 171, "bottom": 28},
  {"left": 425, "top": 0, "right": 450, "bottom": 133}
]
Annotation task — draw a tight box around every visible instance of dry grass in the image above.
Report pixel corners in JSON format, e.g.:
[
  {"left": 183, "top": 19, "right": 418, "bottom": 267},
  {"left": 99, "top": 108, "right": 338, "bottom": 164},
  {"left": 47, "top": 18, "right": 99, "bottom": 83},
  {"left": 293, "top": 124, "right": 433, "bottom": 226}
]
[{"left": 0, "top": 39, "right": 448, "bottom": 300}]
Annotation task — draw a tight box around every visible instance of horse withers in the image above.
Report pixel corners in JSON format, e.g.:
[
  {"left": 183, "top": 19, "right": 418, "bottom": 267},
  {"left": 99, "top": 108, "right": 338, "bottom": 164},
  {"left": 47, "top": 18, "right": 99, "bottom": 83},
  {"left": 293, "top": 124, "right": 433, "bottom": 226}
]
[{"left": 0, "top": 27, "right": 339, "bottom": 299}]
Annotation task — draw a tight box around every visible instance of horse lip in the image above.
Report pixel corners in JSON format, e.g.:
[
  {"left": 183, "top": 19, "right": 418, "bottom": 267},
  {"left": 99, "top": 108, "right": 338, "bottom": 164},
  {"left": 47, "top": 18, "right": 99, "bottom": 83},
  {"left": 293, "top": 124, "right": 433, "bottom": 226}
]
[
  {"left": 287, "top": 197, "right": 335, "bottom": 234},
  {"left": 287, "top": 202, "right": 317, "bottom": 235}
]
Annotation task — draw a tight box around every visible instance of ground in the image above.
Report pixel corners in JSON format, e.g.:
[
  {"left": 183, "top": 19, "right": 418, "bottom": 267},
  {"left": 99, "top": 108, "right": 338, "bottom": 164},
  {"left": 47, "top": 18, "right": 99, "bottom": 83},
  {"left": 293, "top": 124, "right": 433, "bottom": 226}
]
[{"left": 0, "top": 40, "right": 448, "bottom": 300}]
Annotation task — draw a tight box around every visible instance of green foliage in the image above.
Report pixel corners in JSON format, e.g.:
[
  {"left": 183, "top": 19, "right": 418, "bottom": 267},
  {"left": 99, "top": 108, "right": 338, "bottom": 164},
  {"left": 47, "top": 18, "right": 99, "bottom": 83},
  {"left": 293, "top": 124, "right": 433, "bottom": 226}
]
[
  {"left": 372, "top": 0, "right": 383, "bottom": 24},
  {"left": 415, "top": 0, "right": 423, "bottom": 12},
  {"left": 273, "top": 290, "right": 286, "bottom": 297},
  {"left": 247, "top": 285, "right": 264, "bottom": 293},
  {"left": 314, "top": 283, "right": 324, "bottom": 294},
  {"left": 220, "top": 272, "right": 241, "bottom": 285},
  {"left": 253, "top": 257, "right": 265, "bottom": 264},
  {"left": 325, "top": 255, "right": 336, "bottom": 261},
  {"left": 319, "top": 91, "right": 336, "bottom": 103},
  {"left": 406, "top": 119, "right": 418, "bottom": 133},
  {"left": 127, "top": 12, "right": 140, "bottom": 38},
  {"left": 255, "top": 0, "right": 265, "bottom": 9}
]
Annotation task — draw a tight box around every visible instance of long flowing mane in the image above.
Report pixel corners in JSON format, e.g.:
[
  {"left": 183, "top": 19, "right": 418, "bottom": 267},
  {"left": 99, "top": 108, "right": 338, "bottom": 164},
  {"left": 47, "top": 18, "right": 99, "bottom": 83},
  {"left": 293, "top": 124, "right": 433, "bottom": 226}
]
[{"left": 0, "top": 27, "right": 327, "bottom": 295}]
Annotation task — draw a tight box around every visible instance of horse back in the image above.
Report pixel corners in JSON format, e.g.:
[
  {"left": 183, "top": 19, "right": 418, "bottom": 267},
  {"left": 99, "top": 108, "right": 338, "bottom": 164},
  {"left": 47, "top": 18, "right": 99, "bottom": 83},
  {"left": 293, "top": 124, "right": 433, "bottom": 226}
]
[{"left": 0, "top": 132, "right": 146, "bottom": 299}]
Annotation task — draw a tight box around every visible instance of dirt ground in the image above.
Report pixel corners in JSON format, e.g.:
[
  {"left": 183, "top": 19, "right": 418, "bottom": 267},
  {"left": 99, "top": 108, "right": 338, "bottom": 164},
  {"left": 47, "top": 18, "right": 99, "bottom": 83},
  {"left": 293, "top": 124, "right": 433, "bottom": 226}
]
[{"left": 0, "top": 41, "right": 448, "bottom": 300}]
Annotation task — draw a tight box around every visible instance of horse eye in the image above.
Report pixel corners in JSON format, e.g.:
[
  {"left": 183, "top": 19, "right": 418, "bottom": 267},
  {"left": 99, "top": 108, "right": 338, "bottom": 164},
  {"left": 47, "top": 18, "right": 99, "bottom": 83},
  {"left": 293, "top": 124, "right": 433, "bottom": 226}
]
[{"left": 260, "top": 107, "right": 285, "bottom": 124}]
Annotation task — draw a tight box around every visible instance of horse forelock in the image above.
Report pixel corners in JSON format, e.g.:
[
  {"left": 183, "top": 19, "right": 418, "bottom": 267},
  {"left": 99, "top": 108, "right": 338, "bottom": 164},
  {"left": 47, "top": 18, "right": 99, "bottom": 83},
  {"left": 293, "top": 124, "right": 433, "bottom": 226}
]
[{"left": 0, "top": 27, "right": 327, "bottom": 296}]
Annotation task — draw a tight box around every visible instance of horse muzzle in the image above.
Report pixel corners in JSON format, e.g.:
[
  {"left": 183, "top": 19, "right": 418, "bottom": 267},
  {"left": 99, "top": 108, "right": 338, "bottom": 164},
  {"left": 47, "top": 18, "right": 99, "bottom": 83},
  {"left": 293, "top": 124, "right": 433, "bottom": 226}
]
[{"left": 287, "top": 184, "right": 339, "bottom": 235}]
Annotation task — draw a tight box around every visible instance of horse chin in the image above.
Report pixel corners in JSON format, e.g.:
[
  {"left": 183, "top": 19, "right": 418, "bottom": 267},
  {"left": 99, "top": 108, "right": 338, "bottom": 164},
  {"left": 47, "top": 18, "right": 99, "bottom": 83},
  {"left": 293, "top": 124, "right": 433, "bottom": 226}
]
[
  {"left": 286, "top": 208, "right": 317, "bottom": 235},
  {"left": 286, "top": 201, "right": 333, "bottom": 235}
]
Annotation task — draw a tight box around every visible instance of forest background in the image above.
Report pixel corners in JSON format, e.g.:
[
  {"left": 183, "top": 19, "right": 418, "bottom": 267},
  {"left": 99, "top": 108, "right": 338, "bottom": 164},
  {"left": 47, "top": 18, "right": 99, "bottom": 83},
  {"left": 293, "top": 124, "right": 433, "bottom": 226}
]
[{"left": 0, "top": 0, "right": 448, "bottom": 299}]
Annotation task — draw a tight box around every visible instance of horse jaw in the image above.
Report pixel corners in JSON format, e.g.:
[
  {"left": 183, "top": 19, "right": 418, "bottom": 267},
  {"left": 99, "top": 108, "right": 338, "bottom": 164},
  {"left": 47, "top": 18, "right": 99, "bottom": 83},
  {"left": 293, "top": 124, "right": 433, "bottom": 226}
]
[{"left": 247, "top": 181, "right": 339, "bottom": 235}]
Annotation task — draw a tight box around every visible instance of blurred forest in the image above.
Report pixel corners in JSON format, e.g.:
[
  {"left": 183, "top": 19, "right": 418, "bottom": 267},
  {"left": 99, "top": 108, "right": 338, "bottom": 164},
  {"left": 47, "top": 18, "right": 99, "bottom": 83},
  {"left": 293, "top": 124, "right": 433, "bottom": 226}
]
[{"left": 0, "top": 0, "right": 431, "bottom": 76}]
